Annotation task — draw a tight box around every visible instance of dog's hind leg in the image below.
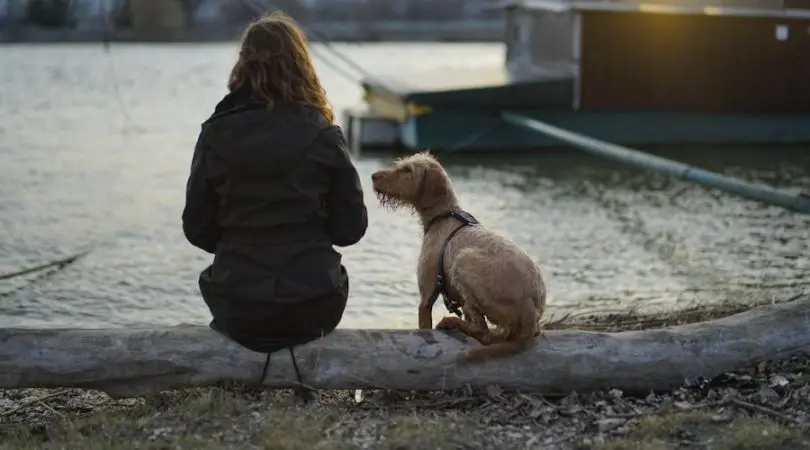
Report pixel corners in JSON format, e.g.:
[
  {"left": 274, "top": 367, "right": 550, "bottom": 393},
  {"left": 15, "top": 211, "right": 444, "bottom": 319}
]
[
  {"left": 436, "top": 315, "right": 493, "bottom": 344},
  {"left": 460, "top": 307, "right": 537, "bottom": 362}
]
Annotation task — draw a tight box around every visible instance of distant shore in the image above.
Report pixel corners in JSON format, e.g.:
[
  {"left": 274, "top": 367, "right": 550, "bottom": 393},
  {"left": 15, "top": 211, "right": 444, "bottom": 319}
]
[{"left": 0, "top": 20, "right": 504, "bottom": 43}]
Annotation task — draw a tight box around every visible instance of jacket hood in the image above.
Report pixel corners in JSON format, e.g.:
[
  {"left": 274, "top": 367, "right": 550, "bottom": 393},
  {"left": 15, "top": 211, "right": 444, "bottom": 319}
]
[{"left": 199, "top": 91, "right": 327, "bottom": 178}]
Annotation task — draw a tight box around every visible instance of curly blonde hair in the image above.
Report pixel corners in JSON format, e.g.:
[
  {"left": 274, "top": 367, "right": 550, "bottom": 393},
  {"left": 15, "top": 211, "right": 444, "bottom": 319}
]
[{"left": 228, "top": 11, "right": 334, "bottom": 125}]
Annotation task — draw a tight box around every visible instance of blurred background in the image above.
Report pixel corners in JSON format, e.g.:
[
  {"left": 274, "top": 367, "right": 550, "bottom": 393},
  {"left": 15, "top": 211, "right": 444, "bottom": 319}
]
[
  {"left": 0, "top": 0, "right": 501, "bottom": 42},
  {"left": 1, "top": 0, "right": 808, "bottom": 331}
]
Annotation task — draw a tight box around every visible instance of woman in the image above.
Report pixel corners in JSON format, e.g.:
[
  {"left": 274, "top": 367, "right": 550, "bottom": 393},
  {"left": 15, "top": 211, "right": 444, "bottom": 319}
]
[{"left": 182, "top": 11, "right": 368, "bottom": 356}]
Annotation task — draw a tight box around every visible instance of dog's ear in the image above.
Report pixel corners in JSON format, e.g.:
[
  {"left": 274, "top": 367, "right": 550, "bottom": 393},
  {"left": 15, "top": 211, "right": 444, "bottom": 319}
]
[{"left": 418, "top": 165, "right": 449, "bottom": 206}]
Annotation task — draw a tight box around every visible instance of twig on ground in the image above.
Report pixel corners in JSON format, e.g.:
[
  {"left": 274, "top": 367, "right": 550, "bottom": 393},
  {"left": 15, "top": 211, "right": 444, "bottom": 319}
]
[
  {"left": 543, "top": 312, "right": 574, "bottom": 329},
  {"left": 341, "top": 373, "right": 396, "bottom": 393},
  {"left": 730, "top": 397, "right": 802, "bottom": 426},
  {"left": 0, "top": 389, "right": 72, "bottom": 417},
  {"left": 37, "top": 399, "right": 73, "bottom": 428},
  {"left": 603, "top": 393, "right": 805, "bottom": 430},
  {"left": 544, "top": 428, "right": 584, "bottom": 446},
  {"left": 604, "top": 400, "right": 724, "bottom": 420},
  {"left": 612, "top": 394, "right": 644, "bottom": 415}
]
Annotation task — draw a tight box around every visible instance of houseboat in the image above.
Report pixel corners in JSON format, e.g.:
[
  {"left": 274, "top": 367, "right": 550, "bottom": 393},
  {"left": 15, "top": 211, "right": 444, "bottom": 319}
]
[{"left": 342, "top": 0, "right": 810, "bottom": 154}]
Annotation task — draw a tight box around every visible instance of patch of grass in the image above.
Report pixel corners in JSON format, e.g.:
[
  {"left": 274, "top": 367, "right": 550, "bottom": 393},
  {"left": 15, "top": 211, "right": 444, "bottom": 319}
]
[
  {"left": 0, "top": 388, "right": 332, "bottom": 450},
  {"left": 593, "top": 412, "right": 810, "bottom": 450},
  {"left": 0, "top": 406, "right": 217, "bottom": 449},
  {"left": 630, "top": 411, "right": 718, "bottom": 440},
  {"left": 0, "top": 388, "right": 482, "bottom": 450},
  {"left": 591, "top": 439, "right": 672, "bottom": 450},
  {"left": 382, "top": 413, "right": 476, "bottom": 450},
  {"left": 714, "top": 419, "right": 808, "bottom": 450},
  {"left": 260, "top": 403, "right": 353, "bottom": 450}
]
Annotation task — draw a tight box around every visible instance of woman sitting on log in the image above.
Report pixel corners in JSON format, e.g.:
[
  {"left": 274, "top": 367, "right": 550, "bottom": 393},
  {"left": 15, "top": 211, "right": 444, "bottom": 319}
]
[{"left": 181, "top": 11, "right": 368, "bottom": 358}]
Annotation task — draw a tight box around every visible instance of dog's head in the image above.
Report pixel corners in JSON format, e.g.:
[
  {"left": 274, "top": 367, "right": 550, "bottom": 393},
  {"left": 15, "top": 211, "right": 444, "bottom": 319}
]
[{"left": 371, "top": 151, "right": 454, "bottom": 211}]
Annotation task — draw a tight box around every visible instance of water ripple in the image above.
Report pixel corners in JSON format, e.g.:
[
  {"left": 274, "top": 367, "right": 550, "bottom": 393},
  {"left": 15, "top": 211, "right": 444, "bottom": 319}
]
[{"left": 1, "top": 43, "right": 808, "bottom": 330}]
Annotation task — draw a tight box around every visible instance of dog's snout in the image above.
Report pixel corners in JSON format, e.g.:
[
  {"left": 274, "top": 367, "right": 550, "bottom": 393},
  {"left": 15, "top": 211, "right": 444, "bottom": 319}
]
[{"left": 371, "top": 171, "right": 385, "bottom": 182}]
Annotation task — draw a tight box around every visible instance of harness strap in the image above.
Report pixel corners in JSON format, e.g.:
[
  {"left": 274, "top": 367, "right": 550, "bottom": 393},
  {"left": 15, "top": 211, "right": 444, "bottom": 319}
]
[{"left": 424, "top": 210, "right": 480, "bottom": 317}]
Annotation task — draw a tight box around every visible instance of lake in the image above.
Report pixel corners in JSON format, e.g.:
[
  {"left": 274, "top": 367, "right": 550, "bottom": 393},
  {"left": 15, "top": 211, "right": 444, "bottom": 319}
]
[{"left": 1, "top": 42, "right": 808, "bottom": 330}]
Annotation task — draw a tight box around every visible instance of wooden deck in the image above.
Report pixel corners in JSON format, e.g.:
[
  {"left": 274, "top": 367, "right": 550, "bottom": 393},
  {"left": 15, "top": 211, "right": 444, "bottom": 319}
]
[{"left": 365, "top": 64, "right": 569, "bottom": 97}]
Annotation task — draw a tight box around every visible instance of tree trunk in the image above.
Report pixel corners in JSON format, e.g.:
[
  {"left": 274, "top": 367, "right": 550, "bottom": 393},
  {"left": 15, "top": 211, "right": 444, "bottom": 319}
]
[{"left": 2, "top": 295, "right": 808, "bottom": 398}]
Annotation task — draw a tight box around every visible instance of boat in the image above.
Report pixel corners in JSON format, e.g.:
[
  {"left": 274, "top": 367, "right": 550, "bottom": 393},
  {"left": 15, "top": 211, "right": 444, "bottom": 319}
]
[{"left": 342, "top": 0, "right": 810, "bottom": 154}]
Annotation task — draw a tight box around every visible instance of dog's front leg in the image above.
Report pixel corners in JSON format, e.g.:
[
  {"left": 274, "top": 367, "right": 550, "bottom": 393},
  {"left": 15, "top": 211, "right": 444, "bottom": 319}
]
[
  {"left": 418, "top": 297, "right": 433, "bottom": 329},
  {"left": 416, "top": 250, "right": 435, "bottom": 330}
]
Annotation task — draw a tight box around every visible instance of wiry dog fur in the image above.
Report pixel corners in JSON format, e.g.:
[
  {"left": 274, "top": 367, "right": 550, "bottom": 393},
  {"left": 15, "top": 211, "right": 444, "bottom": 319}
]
[{"left": 371, "top": 151, "right": 546, "bottom": 362}]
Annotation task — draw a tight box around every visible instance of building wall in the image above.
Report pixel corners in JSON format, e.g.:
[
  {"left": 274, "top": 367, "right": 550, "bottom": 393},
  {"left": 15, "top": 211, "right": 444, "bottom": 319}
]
[{"left": 577, "top": 10, "right": 810, "bottom": 113}]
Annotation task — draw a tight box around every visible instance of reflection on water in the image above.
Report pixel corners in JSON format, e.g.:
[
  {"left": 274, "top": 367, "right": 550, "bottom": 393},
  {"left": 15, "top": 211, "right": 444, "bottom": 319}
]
[{"left": 1, "top": 43, "right": 808, "bottom": 330}]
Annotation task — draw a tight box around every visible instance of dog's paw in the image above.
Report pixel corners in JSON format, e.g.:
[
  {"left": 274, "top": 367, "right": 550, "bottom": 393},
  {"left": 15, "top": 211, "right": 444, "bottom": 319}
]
[
  {"left": 456, "top": 349, "right": 476, "bottom": 365},
  {"left": 435, "top": 316, "right": 459, "bottom": 331}
]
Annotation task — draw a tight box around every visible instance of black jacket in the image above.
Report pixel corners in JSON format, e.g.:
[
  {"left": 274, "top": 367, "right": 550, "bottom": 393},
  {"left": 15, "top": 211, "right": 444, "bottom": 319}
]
[{"left": 182, "top": 91, "right": 367, "bottom": 351}]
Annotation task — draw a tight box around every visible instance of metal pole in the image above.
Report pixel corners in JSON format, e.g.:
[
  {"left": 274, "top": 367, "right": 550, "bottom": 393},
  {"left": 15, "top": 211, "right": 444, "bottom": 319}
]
[{"left": 502, "top": 111, "right": 810, "bottom": 215}]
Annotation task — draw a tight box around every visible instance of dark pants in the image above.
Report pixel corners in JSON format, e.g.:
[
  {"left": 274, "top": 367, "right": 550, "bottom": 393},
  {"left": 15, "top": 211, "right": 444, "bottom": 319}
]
[{"left": 206, "top": 266, "right": 349, "bottom": 354}]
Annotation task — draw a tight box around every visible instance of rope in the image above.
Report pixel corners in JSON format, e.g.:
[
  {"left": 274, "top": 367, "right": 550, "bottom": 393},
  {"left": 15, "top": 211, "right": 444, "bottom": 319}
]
[
  {"left": 101, "top": 2, "right": 130, "bottom": 123},
  {"left": 0, "top": 251, "right": 91, "bottom": 282},
  {"left": 309, "top": 46, "right": 368, "bottom": 85}
]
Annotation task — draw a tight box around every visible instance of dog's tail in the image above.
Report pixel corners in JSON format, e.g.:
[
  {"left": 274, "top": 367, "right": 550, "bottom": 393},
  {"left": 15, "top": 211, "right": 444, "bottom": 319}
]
[{"left": 462, "top": 309, "right": 537, "bottom": 362}]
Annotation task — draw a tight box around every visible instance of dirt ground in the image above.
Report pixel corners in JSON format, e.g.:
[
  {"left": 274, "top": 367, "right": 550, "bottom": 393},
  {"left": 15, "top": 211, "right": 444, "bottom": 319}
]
[{"left": 3, "top": 297, "right": 810, "bottom": 450}]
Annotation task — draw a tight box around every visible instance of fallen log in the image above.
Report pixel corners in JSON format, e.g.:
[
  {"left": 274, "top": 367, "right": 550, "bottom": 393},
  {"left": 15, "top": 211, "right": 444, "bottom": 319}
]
[{"left": 1, "top": 295, "right": 809, "bottom": 398}]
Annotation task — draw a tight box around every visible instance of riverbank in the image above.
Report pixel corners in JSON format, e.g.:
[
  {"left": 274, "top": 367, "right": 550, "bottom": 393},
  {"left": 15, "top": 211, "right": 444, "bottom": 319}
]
[
  {"left": 3, "top": 296, "right": 809, "bottom": 449},
  {"left": 0, "top": 20, "right": 504, "bottom": 43}
]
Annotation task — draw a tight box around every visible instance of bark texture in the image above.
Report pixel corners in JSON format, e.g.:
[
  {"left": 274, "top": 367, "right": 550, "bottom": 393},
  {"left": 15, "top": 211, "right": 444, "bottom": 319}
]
[{"left": 1, "top": 295, "right": 808, "bottom": 398}]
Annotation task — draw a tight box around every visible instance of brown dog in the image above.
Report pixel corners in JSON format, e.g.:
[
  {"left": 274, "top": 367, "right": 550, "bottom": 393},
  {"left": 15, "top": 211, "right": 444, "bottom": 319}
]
[{"left": 371, "top": 151, "right": 546, "bottom": 362}]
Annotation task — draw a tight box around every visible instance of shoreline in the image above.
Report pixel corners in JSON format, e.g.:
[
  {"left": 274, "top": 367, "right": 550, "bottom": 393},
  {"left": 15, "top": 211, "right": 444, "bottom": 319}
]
[
  {"left": 3, "top": 296, "right": 810, "bottom": 449},
  {"left": 3, "top": 357, "right": 809, "bottom": 449},
  {"left": 0, "top": 21, "right": 504, "bottom": 44}
]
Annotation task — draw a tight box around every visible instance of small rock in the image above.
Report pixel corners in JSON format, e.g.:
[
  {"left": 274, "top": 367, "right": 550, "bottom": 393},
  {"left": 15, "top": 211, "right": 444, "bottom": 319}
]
[
  {"left": 770, "top": 375, "right": 789, "bottom": 388},
  {"left": 612, "top": 426, "right": 631, "bottom": 436},
  {"left": 676, "top": 428, "right": 696, "bottom": 441},
  {"left": 711, "top": 407, "right": 734, "bottom": 423},
  {"left": 463, "top": 384, "right": 474, "bottom": 396},
  {"left": 561, "top": 391, "right": 579, "bottom": 407},
  {"left": 673, "top": 401, "right": 694, "bottom": 411},
  {"left": 485, "top": 384, "right": 503, "bottom": 398},
  {"left": 608, "top": 389, "right": 623, "bottom": 399},
  {"left": 757, "top": 387, "right": 780, "bottom": 404}
]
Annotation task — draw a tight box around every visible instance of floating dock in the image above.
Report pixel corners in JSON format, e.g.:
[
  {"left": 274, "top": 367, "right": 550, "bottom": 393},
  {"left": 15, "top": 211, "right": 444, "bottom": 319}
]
[{"left": 343, "top": 0, "right": 810, "bottom": 154}]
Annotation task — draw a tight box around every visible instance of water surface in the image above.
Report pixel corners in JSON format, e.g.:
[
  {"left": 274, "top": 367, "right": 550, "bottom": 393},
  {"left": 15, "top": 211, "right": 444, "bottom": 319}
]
[{"left": 1, "top": 42, "right": 808, "bottom": 329}]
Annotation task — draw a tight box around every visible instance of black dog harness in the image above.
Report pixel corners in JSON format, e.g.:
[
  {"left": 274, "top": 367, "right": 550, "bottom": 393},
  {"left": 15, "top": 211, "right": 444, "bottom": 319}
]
[{"left": 424, "top": 210, "right": 480, "bottom": 317}]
